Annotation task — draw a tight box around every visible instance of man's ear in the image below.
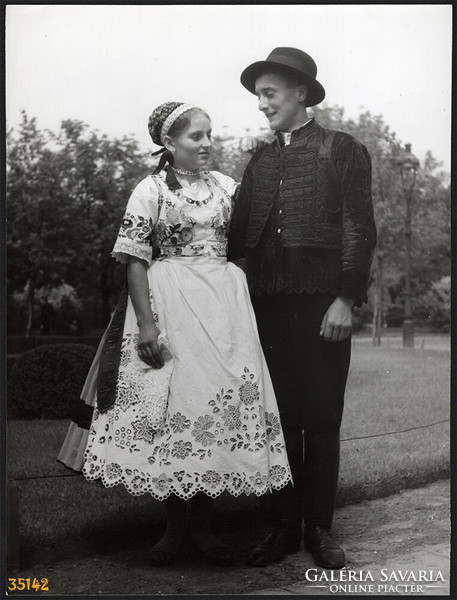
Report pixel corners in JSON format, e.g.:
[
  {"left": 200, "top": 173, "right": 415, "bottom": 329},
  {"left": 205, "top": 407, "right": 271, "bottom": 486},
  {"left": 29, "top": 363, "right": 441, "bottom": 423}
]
[{"left": 298, "top": 84, "right": 308, "bottom": 104}]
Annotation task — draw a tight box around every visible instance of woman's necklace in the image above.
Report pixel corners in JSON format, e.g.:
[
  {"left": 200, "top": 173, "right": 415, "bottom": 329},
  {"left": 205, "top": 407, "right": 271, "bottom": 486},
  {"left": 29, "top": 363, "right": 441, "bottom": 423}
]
[
  {"left": 172, "top": 166, "right": 201, "bottom": 177},
  {"left": 172, "top": 170, "right": 212, "bottom": 207}
]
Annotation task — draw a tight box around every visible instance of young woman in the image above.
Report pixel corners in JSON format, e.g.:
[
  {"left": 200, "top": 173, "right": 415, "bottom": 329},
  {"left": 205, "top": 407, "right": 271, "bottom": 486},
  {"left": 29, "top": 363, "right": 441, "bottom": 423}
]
[{"left": 58, "top": 102, "right": 291, "bottom": 567}]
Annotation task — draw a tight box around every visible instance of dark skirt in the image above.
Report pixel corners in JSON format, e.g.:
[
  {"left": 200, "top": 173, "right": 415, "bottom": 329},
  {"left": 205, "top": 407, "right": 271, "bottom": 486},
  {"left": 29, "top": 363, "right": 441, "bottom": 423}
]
[{"left": 252, "top": 292, "right": 351, "bottom": 434}]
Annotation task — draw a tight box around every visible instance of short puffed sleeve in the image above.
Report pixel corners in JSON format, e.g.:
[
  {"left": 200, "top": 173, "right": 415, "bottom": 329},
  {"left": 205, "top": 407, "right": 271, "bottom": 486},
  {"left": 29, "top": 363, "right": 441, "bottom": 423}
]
[
  {"left": 112, "top": 176, "right": 160, "bottom": 266},
  {"left": 210, "top": 171, "right": 239, "bottom": 200}
]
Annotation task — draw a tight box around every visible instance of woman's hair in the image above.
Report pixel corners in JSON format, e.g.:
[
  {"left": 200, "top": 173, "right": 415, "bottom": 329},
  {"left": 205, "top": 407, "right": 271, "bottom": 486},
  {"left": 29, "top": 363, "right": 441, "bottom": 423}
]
[
  {"left": 167, "top": 107, "right": 210, "bottom": 140},
  {"left": 153, "top": 107, "right": 210, "bottom": 174}
]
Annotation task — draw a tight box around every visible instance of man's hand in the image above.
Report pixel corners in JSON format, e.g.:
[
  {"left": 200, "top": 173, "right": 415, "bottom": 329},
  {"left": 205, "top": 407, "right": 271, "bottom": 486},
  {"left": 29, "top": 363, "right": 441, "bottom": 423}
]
[
  {"left": 240, "top": 136, "right": 269, "bottom": 154},
  {"left": 319, "top": 297, "right": 354, "bottom": 342}
]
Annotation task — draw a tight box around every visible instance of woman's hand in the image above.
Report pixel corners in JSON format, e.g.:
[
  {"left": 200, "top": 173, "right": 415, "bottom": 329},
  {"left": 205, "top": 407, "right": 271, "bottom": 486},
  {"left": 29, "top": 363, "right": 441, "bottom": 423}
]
[
  {"left": 137, "top": 322, "right": 164, "bottom": 368},
  {"left": 127, "top": 257, "right": 164, "bottom": 368}
]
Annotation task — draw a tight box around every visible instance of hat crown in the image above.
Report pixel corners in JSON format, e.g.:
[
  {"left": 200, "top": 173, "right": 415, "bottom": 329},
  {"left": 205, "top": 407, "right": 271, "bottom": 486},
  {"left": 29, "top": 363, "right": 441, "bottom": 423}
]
[{"left": 265, "top": 47, "right": 317, "bottom": 79}]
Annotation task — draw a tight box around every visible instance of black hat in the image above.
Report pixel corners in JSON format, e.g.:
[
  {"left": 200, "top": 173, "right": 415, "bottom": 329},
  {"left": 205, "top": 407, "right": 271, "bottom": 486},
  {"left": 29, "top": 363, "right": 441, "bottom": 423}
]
[{"left": 240, "top": 47, "right": 325, "bottom": 107}]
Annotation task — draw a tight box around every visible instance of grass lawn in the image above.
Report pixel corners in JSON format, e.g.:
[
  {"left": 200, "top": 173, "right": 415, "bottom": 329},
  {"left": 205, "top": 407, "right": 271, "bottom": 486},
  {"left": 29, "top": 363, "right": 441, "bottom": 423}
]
[
  {"left": 7, "top": 342, "right": 450, "bottom": 560},
  {"left": 338, "top": 344, "right": 450, "bottom": 504}
]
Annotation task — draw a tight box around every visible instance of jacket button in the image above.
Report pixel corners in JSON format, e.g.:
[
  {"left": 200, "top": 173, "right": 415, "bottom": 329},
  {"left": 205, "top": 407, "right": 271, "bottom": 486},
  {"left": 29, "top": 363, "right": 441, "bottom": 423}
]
[{"left": 277, "top": 228, "right": 281, "bottom": 234}]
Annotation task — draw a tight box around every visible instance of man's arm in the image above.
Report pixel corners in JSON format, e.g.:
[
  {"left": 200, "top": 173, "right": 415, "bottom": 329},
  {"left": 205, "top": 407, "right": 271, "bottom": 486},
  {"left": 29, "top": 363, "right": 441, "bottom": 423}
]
[
  {"left": 320, "top": 134, "right": 377, "bottom": 342},
  {"left": 337, "top": 135, "right": 377, "bottom": 304}
]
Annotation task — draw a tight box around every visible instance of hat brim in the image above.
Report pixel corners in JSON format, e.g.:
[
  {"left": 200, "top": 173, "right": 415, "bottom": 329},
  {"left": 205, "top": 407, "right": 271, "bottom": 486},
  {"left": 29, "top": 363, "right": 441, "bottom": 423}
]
[{"left": 240, "top": 61, "right": 325, "bottom": 107}]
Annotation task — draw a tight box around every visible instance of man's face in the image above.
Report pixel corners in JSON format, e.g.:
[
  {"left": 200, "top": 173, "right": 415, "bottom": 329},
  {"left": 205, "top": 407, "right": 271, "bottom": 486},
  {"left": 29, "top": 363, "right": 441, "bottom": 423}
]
[{"left": 255, "top": 72, "right": 306, "bottom": 132}]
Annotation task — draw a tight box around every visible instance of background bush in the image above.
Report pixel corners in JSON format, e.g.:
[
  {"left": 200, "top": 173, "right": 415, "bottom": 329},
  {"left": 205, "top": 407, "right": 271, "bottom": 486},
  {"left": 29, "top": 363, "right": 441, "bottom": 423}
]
[
  {"left": 415, "top": 276, "right": 451, "bottom": 332},
  {"left": 385, "top": 303, "right": 405, "bottom": 328},
  {"left": 7, "top": 343, "right": 96, "bottom": 419},
  {"left": 7, "top": 335, "right": 102, "bottom": 354}
]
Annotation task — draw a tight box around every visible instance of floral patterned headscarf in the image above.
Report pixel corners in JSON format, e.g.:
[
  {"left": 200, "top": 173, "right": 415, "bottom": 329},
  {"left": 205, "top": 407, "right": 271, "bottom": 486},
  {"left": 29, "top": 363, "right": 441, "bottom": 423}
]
[{"left": 148, "top": 102, "right": 199, "bottom": 147}]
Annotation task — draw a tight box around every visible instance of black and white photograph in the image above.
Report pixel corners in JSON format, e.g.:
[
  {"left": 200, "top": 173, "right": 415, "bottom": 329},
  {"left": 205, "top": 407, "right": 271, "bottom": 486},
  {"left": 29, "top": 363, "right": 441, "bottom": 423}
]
[{"left": 3, "top": 3, "right": 453, "bottom": 597}]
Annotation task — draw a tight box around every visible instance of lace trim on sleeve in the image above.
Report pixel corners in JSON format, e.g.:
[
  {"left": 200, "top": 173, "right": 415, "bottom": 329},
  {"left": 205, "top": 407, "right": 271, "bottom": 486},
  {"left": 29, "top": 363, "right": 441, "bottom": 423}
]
[
  {"left": 112, "top": 241, "right": 152, "bottom": 265},
  {"left": 112, "top": 211, "right": 154, "bottom": 264}
]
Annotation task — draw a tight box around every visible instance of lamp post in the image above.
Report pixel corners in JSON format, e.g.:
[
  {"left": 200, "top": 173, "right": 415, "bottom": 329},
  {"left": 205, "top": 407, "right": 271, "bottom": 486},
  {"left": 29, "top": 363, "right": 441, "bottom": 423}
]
[{"left": 395, "top": 143, "right": 420, "bottom": 348}]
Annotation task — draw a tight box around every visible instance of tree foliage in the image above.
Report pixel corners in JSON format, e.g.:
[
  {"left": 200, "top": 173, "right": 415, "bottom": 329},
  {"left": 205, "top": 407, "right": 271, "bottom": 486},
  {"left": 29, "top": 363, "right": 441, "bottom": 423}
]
[
  {"left": 415, "top": 275, "right": 451, "bottom": 332},
  {"left": 209, "top": 135, "right": 253, "bottom": 183},
  {"left": 7, "top": 112, "right": 152, "bottom": 334}
]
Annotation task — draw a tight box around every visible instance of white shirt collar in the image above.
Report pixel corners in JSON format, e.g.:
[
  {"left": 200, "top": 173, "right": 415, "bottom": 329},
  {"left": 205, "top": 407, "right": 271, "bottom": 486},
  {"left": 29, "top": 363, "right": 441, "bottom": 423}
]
[{"left": 281, "top": 118, "right": 314, "bottom": 146}]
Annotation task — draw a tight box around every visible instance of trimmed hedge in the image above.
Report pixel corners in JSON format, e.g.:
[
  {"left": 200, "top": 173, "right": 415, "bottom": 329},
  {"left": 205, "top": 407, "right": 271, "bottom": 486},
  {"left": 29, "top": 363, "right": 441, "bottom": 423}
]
[
  {"left": 7, "top": 344, "right": 96, "bottom": 419},
  {"left": 7, "top": 335, "right": 102, "bottom": 355},
  {"left": 6, "top": 355, "right": 21, "bottom": 377}
]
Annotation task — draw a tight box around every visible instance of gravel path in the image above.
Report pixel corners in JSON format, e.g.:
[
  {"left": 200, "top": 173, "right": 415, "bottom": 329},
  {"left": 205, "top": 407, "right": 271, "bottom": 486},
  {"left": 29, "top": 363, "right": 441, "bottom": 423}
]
[{"left": 6, "top": 479, "right": 450, "bottom": 596}]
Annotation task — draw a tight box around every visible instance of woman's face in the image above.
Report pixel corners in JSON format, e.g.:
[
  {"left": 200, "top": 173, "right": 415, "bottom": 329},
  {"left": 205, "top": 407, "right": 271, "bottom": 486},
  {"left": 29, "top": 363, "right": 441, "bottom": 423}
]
[{"left": 166, "top": 112, "right": 212, "bottom": 171}]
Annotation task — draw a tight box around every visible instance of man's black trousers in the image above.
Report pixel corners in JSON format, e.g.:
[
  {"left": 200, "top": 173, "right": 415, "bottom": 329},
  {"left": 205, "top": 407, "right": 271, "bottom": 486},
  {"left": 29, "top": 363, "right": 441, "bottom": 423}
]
[{"left": 252, "top": 292, "right": 351, "bottom": 528}]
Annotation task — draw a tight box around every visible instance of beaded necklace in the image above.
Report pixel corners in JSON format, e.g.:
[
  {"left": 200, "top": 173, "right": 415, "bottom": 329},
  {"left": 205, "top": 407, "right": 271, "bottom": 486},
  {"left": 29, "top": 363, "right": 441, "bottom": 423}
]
[
  {"left": 172, "top": 166, "right": 201, "bottom": 177},
  {"left": 173, "top": 170, "right": 212, "bottom": 207}
]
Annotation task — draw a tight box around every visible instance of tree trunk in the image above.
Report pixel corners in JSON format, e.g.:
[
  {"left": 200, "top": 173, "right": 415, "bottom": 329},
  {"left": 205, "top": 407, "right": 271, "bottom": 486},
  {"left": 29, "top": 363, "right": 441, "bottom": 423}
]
[
  {"left": 25, "top": 277, "right": 35, "bottom": 337},
  {"left": 372, "top": 255, "right": 383, "bottom": 346},
  {"left": 376, "top": 256, "right": 383, "bottom": 344}
]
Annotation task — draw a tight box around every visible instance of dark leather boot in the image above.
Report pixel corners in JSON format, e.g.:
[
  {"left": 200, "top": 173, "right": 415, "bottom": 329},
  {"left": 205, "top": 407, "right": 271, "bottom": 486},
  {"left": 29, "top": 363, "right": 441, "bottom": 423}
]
[
  {"left": 247, "top": 484, "right": 302, "bottom": 567},
  {"left": 304, "top": 524, "right": 345, "bottom": 569},
  {"left": 303, "top": 431, "right": 345, "bottom": 569}
]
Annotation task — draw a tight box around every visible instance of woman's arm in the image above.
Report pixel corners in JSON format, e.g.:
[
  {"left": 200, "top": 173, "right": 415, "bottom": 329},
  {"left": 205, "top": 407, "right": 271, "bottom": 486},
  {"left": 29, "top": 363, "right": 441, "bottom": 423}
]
[{"left": 127, "top": 256, "right": 164, "bottom": 368}]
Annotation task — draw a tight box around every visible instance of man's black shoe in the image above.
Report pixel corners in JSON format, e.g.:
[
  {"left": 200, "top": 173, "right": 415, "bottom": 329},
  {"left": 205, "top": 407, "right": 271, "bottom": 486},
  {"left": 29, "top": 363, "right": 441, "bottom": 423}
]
[
  {"left": 304, "top": 525, "right": 345, "bottom": 569},
  {"left": 247, "top": 527, "right": 301, "bottom": 567}
]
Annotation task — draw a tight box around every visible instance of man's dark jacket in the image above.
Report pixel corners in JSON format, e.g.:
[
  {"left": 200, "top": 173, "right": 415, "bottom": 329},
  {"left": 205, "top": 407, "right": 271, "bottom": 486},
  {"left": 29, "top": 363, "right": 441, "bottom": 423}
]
[{"left": 227, "top": 119, "right": 377, "bottom": 305}]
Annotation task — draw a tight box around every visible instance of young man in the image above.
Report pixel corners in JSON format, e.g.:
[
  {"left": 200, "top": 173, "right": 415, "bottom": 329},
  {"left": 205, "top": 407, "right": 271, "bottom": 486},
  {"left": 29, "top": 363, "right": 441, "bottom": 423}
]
[{"left": 228, "top": 47, "right": 376, "bottom": 569}]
